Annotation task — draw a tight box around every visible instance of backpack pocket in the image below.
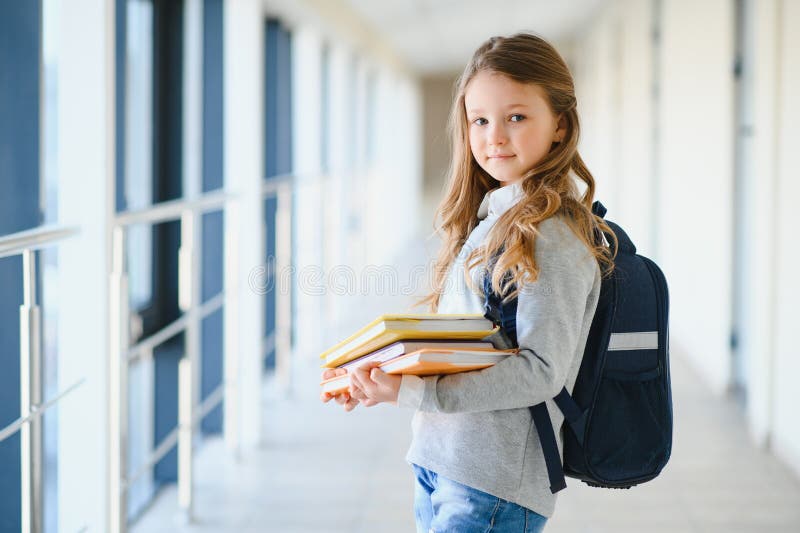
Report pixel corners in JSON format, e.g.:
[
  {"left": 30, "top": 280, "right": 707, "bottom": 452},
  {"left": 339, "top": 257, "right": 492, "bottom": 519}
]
[{"left": 586, "top": 361, "right": 670, "bottom": 484}]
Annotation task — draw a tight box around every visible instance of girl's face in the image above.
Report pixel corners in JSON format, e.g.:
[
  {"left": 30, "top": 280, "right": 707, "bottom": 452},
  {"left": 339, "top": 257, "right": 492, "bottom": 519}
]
[{"left": 465, "top": 71, "right": 566, "bottom": 185}]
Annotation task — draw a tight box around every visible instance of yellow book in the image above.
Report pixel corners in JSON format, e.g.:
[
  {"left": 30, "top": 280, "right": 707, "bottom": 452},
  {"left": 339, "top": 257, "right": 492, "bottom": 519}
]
[
  {"left": 320, "top": 314, "right": 498, "bottom": 368},
  {"left": 320, "top": 347, "right": 517, "bottom": 395}
]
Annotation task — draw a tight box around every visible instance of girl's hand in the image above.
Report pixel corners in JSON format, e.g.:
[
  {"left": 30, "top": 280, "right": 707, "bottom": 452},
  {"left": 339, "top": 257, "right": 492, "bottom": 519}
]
[
  {"left": 349, "top": 362, "right": 401, "bottom": 406},
  {"left": 320, "top": 367, "right": 360, "bottom": 411}
]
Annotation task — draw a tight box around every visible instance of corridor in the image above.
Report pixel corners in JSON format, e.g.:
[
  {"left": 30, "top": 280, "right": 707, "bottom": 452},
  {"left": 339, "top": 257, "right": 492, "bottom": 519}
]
[{"left": 2, "top": 1, "right": 799, "bottom": 532}]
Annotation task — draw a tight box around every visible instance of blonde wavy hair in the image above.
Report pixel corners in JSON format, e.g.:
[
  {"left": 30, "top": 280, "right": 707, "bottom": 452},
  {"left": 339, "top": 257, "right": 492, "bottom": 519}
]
[{"left": 421, "top": 33, "right": 617, "bottom": 311}]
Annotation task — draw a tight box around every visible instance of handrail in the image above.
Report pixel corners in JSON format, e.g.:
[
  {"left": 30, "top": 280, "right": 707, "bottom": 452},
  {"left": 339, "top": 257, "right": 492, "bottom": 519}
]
[
  {"left": 126, "top": 291, "right": 225, "bottom": 365},
  {"left": 0, "top": 224, "right": 79, "bottom": 533},
  {"left": 0, "top": 226, "right": 79, "bottom": 259},
  {"left": 0, "top": 379, "right": 86, "bottom": 443},
  {"left": 113, "top": 189, "right": 228, "bottom": 227},
  {"left": 262, "top": 172, "right": 294, "bottom": 196},
  {"left": 109, "top": 173, "right": 301, "bottom": 530},
  {"left": 109, "top": 188, "right": 240, "bottom": 531}
]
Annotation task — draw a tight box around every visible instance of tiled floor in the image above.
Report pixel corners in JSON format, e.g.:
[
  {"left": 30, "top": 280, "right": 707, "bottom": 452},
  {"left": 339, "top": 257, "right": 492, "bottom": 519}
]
[{"left": 132, "top": 238, "right": 800, "bottom": 533}]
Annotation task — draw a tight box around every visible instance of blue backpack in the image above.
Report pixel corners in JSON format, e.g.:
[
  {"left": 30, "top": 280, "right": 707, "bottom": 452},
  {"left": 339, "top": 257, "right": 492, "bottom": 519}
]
[{"left": 483, "top": 201, "right": 672, "bottom": 492}]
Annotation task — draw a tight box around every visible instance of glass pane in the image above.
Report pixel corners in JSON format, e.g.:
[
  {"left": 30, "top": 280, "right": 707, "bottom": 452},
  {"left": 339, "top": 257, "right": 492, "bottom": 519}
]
[
  {"left": 124, "top": 0, "right": 156, "bottom": 520},
  {"left": 125, "top": 0, "right": 154, "bottom": 311},
  {"left": 41, "top": 1, "right": 60, "bottom": 531}
]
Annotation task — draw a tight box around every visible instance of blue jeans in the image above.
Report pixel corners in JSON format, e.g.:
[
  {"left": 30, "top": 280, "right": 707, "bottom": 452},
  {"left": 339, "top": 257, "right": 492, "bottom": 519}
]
[{"left": 412, "top": 464, "right": 548, "bottom": 533}]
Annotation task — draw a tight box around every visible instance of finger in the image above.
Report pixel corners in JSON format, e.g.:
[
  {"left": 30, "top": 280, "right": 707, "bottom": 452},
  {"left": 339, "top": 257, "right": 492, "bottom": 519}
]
[
  {"left": 350, "top": 370, "right": 366, "bottom": 391},
  {"left": 369, "top": 367, "right": 391, "bottom": 384},
  {"left": 322, "top": 368, "right": 337, "bottom": 380},
  {"left": 361, "top": 398, "right": 378, "bottom": 407},
  {"left": 335, "top": 392, "right": 350, "bottom": 405},
  {"left": 350, "top": 387, "right": 367, "bottom": 401},
  {"left": 323, "top": 388, "right": 349, "bottom": 403},
  {"left": 351, "top": 364, "right": 368, "bottom": 382},
  {"left": 354, "top": 364, "right": 377, "bottom": 386},
  {"left": 351, "top": 371, "right": 375, "bottom": 397},
  {"left": 343, "top": 396, "right": 359, "bottom": 412}
]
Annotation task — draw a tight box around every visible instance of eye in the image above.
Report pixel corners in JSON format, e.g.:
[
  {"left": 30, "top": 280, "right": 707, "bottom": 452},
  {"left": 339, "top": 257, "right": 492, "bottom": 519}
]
[
  {"left": 472, "top": 117, "right": 488, "bottom": 126},
  {"left": 510, "top": 114, "right": 525, "bottom": 122}
]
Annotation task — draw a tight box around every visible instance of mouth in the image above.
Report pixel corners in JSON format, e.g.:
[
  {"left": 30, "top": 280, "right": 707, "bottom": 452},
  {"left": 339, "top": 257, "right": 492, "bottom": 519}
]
[{"left": 488, "top": 154, "right": 514, "bottom": 160}]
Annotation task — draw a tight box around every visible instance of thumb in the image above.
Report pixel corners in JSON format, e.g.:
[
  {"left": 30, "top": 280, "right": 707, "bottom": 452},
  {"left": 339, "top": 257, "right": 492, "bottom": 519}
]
[{"left": 370, "top": 367, "right": 392, "bottom": 385}]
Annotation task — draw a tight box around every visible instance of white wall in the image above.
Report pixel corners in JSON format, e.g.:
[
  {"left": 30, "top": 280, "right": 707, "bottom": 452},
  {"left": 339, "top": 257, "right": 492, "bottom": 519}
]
[
  {"left": 656, "top": 0, "right": 734, "bottom": 394},
  {"left": 770, "top": 0, "right": 800, "bottom": 477},
  {"left": 420, "top": 74, "right": 457, "bottom": 225}
]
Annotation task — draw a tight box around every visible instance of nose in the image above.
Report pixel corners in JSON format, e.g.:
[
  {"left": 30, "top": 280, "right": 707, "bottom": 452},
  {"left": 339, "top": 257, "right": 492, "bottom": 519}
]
[{"left": 486, "top": 122, "right": 507, "bottom": 146}]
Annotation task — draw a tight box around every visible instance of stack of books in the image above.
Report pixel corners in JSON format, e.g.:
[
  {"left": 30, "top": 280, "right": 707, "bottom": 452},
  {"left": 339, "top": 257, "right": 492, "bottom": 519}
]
[{"left": 319, "top": 314, "right": 517, "bottom": 395}]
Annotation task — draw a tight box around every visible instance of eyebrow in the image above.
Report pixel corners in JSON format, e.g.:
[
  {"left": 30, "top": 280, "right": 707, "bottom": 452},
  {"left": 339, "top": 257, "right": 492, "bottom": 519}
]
[{"left": 466, "top": 103, "right": 531, "bottom": 115}]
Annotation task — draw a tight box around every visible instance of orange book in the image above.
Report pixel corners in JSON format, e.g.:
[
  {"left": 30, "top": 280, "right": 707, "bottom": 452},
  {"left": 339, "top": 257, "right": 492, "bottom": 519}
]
[
  {"left": 340, "top": 340, "right": 494, "bottom": 371},
  {"left": 320, "top": 348, "right": 517, "bottom": 395}
]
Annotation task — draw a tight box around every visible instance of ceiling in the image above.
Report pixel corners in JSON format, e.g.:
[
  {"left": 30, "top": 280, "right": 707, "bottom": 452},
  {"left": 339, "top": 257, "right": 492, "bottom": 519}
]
[{"left": 342, "top": 0, "right": 606, "bottom": 75}]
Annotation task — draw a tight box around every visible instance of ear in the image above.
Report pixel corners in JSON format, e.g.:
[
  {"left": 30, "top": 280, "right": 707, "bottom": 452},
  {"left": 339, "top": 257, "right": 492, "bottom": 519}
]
[{"left": 554, "top": 113, "right": 567, "bottom": 142}]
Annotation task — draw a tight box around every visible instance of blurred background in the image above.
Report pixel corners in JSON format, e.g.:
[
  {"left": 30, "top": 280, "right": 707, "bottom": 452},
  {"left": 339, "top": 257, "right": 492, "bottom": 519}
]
[{"left": 1, "top": 0, "right": 799, "bottom": 532}]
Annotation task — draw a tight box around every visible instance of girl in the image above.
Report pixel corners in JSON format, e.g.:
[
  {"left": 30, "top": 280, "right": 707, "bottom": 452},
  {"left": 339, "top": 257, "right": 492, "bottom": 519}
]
[{"left": 321, "top": 33, "right": 616, "bottom": 532}]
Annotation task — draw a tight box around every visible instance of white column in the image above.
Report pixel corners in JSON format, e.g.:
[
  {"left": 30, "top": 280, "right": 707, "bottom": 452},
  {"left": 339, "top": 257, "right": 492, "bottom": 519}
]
[
  {"left": 399, "top": 77, "right": 424, "bottom": 248},
  {"left": 571, "top": 0, "right": 657, "bottom": 253},
  {"left": 351, "top": 58, "right": 370, "bottom": 269},
  {"left": 291, "top": 26, "right": 325, "bottom": 362},
  {"left": 363, "top": 70, "right": 392, "bottom": 266},
  {"left": 224, "top": 0, "right": 264, "bottom": 449},
  {"left": 616, "top": 0, "right": 656, "bottom": 255},
  {"left": 55, "top": 0, "right": 114, "bottom": 531},
  {"left": 573, "top": 10, "right": 619, "bottom": 212},
  {"left": 324, "top": 44, "right": 352, "bottom": 332},
  {"left": 364, "top": 70, "right": 423, "bottom": 266},
  {"left": 657, "top": 0, "right": 734, "bottom": 393},
  {"left": 742, "top": 0, "right": 779, "bottom": 448},
  {"left": 182, "top": 0, "right": 204, "bottom": 441}
]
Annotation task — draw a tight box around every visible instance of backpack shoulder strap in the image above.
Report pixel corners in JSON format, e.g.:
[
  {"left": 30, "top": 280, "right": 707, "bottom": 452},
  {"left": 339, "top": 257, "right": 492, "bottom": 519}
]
[
  {"left": 531, "top": 388, "right": 587, "bottom": 494},
  {"left": 482, "top": 265, "right": 518, "bottom": 348}
]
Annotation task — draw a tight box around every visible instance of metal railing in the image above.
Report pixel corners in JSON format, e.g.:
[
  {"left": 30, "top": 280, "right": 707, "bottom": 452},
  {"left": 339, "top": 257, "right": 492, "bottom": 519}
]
[
  {"left": 0, "top": 177, "right": 299, "bottom": 532},
  {"left": 109, "top": 176, "right": 297, "bottom": 531},
  {"left": 0, "top": 225, "right": 80, "bottom": 533},
  {"left": 108, "top": 190, "right": 232, "bottom": 532}
]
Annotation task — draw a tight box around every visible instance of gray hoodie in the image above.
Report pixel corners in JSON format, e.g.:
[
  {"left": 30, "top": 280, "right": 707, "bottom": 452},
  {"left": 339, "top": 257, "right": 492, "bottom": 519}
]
[{"left": 397, "top": 183, "right": 601, "bottom": 518}]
